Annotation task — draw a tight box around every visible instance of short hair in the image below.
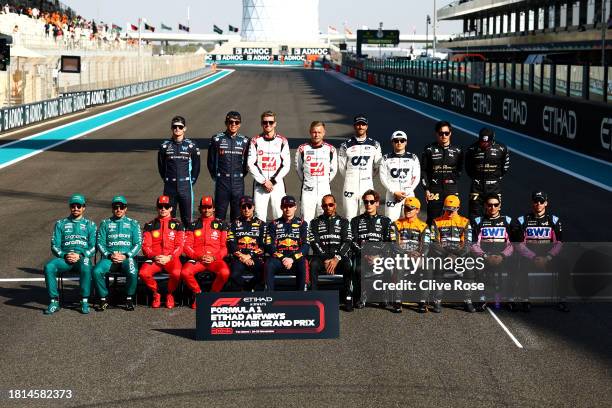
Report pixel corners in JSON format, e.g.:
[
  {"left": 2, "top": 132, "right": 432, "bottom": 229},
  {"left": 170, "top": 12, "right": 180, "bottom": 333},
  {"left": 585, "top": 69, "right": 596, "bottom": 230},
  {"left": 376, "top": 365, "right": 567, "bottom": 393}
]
[
  {"left": 483, "top": 193, "right": 501, "bottom": 203},
  {"left": 435, "top": 120, "right": 452, "bottom": 133},
  {"left": 321, "top": 194, "right": 335, "bottom": 203},
  {"left": 310, "top": 121, "right": 326, "bottom": 130},
  {"left": 362, "top": 189, "right": 380, "bottom": 202},
  {"left": 260, "top": 111, "right": 276, "bottom": 121}
]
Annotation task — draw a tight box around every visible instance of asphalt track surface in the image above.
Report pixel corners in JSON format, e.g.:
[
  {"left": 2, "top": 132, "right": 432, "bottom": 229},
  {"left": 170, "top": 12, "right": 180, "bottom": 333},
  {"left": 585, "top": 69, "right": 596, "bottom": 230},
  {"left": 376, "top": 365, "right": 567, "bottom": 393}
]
[{"left": 1, "top": 68, "right": 611, "bottom": 407}]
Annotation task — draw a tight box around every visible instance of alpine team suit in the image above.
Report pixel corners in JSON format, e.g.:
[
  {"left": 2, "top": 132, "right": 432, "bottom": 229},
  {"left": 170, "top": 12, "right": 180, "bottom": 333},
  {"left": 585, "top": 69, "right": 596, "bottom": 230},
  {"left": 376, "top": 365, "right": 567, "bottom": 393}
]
[
  {"left": 338, "top": 136, "right": 383, "bottom": 220},
  {"left": 379, "top": 152, "right": 421, "bottom": 221},
  {"left": 207, "top": 131, "right": 250, "bottom": 221},
  {"left": 421, "top": 143, "right": 463, "bottom": 224},
  {"left": 247, "top": 134, "right": 291, "bottom": 221},
  {"left": 182, "top": 217, "right": 230, "bottom": 293},
  {"left": 92, "top": 215, "right": 142, "bottom": 299},
  {"left": 227, "top": 216, "right": 266, "bottom": 290},
  {"left": 295, "top": 141, "right": 337, "bottom": 223},
  {"left": 44, "top": 216, "right": 97, "bottom": 299},
  {"left": 158, "top": 138, "right": 201, "bottom": 225},
  {"left": 465, "top": 141, "right": 510, "bottom": 219},
  {"left": 265, "top": 216, "right": 309, "bottom": 291},
  {"left": 139, "top": 216, "right": 185, "bottom": 295},
  {"left": 308, "top": 214, "right": 353, "bottom": 298}
]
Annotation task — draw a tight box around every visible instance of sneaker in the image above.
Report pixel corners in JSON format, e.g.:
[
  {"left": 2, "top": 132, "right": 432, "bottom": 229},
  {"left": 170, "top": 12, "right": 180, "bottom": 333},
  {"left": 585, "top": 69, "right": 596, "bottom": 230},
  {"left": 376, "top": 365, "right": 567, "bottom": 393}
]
[
  {"left": 80, "top": 300, "right": 90, "bottom": 314},
  {"left": 151, "top": 292, "right": 161, "bottom": 308},
  {"left": 432, "top": 300, "right": 442, "bottom": 313},
  {"left": 96, "top": 299, "right": 109, "bottom": 312},
  {"left": 417, "top": 302, "right": 428, "bottom": 313},
  {"left": 166, "top": 293, "right": 175, "bottom": 309},
  {"left": 521, "top": 302, "right": 531, "bottom": 313},
  {"left": 557, "top": 302, "right": 570, "bottom": 313},
  {"left": 391, "top": 303, "right": 402, "bottom": 313},
  {"left": 125, "top": 298, "right": 135, "bottom": 311},
  {"left": 464, "top": 300, "right": 476, "bottom": 313},
  {"left": 191, "top": 292, "right": 201, "bottom": 310},
  {"left": 344, "top": 297, "right": 353, "bottom": 312},
  {"left": 355, "top": 300, "right": 366, "bottom": 309},
  {"left": 44, "top": 299, "right": 60, "bottom": 315}
]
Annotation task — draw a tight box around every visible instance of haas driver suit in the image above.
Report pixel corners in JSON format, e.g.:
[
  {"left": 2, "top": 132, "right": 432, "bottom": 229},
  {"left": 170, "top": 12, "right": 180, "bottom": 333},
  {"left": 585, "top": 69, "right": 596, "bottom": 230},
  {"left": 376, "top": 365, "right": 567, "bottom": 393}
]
[
  {"left": 379, "top": 152, "right": 420, "bottom": 221},
  {"left": 338, "top": 136, "right": 383, "bottom": 220},
  {"left": 139, "top": 216, "right": 185, "bottom": 296},
  {"left": 182, "top": 217, "right": 230, "bottom": 293},
  {"left": 247, "top": 134, "right": 291, "bottom": 220},
  {"left": 207, "top": 131, "right": 250, "bottom": 221},
  {"left": 158, "top": 138, "right": 201, "bottom": 225},
  {"left": 296, "top": 141, "right": 337, "bottom": 223},
  {"left": 265, "top": 216, "right": 309, "bottom": 291},
  {"left": 421, "top": 143, "right": 463, "bottom": 224}
]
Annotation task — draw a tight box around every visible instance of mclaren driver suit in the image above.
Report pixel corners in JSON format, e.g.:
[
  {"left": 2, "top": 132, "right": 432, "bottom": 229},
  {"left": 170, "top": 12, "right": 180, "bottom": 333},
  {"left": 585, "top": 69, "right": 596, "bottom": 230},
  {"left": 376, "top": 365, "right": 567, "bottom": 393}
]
[{"left": 296, "top": 141, "right": 337, "bottom": 223}]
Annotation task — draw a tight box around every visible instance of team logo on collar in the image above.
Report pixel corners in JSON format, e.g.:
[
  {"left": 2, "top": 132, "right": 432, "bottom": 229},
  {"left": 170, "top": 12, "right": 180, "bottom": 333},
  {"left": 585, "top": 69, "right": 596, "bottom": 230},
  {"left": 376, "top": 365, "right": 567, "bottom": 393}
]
[
  {"left": 195, "top": 230, "right": 202, "bottom": 237},
  {"left": 152, "top": 231, "right": 161, "bottom": 238}
]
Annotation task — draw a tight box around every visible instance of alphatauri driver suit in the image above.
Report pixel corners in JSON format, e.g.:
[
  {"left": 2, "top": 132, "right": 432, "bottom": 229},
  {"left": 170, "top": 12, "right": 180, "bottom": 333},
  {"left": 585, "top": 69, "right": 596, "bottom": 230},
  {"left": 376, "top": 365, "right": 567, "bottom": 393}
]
[
  {"left": 247, "top": 133, "right": 291, "bottom": 221},
  {"left": 379, "top": 151, "right": 420, "bottom": 221},
  {"left": 296, "top": 141, "right": 337, "bottom": 223},
  {"left": 338, "top": 136, "right": 382, "bottom": 220}
]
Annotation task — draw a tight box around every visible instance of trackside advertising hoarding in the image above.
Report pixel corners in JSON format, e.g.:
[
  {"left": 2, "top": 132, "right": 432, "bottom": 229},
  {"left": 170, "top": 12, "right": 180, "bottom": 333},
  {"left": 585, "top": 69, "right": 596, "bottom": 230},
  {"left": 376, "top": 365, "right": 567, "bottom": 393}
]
[{"left": 196, "top": 291, "right": 340, "bottom": 341}]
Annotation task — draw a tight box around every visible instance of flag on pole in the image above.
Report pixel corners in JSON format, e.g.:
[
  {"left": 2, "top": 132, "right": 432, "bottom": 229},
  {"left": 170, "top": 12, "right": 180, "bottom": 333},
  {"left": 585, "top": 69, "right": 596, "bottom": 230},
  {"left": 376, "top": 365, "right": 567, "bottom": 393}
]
[
  {"left": 328, "top": 25, "right": 338, "bottom": 34},
  {"left": 228, "top": 24, "right": 239, "bottom": 33},
  {"left": 129, "top": 23, "right": 138, "bottom": 31},
  {"left": 112, "top": 24, "right": 122, "bottom": 31},
  {"left": 213, "top": 25, "right": 223, "bottom": 34},
  {"left": 345, "top": 27, "right": 353, "bottom": 35},
  {"left": 161, "top": 23, "right": 171, "bottom": 30},
  {"left": 179, "top": 23, "right": 190, "bottom": 32},
  {"left": 144, "top": 23, "right": 155, "bottom": 32}
]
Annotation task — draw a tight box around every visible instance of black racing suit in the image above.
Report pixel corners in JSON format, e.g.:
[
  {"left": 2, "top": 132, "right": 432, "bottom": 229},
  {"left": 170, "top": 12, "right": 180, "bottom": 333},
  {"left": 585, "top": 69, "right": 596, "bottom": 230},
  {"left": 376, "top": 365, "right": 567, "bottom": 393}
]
[
  {"left": 207, "top": 132, "right": 250, "bottom": 221},
  {"left": 265, "top": 217, "right": 309, "bottom": 291},
  {"left": 158, "top": 138, "right": 201, "bottom": 225},
  {"left": 465, "top": 141, "right": 510, "bottom": 219},
  {"left": 421, "top": 143, "right": 463, "bottom": 224},
  {"left": 307, "top": 214, "right": 353, "bottom": 299},
  {"left": 227, "top": 216, "right": 266, "bottom": 291},
  {"left": 350, "top": 213, "right": 398, "bottom": 304}
]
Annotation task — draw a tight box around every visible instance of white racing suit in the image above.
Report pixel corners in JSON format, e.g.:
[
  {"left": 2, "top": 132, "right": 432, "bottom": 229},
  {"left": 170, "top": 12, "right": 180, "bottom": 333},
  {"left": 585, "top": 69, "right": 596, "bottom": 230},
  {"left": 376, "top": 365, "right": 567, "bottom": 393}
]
[
  {"left": 379, "top": 152, "right": 421, "bottom": 221},
  {"left": 295, "top": 142, "right": 337, "bottom": 223},
  {"left": 247, "top": 134, "right": 291, "bottom": 221},
  {"left": 338, "top": 136, "right": 382, "bottom": 220}
]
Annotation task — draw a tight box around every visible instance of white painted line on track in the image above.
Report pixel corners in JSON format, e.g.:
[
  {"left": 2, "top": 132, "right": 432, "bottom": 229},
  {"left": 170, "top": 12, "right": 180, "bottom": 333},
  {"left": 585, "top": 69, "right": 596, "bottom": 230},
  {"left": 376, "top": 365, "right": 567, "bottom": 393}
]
[
  {"left": 487, "top": 307, "right": 524, "bottom": 349},
  {"left": 0, "top": 278, "right": 47, "bottom": 282}
]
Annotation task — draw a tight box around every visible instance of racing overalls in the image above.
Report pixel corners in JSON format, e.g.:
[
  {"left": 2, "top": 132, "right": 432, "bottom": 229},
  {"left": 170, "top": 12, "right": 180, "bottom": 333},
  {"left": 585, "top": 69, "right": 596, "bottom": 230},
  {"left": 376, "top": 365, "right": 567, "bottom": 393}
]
[
  {"left": 295, "top": 141, "right": 337, "bottom": 223},
  {"left": 265, "top": 216, "right": 309, "bottom": 291},
  {"left": 379, "top": 151, "right": 421, "bottom": 222},
  {"left": 421, "top": 143, "right": 463, "bottom": 224},
  {"left": 227, "top": 216, "right": 267, "bottom": 291}
]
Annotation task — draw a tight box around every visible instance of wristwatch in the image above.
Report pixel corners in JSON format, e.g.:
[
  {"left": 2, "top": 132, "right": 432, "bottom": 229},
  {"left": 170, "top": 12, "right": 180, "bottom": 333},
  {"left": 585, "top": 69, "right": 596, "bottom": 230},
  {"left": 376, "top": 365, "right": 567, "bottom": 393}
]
[{"left": 334, "top": 254, "right": 342, "bottom": 261}]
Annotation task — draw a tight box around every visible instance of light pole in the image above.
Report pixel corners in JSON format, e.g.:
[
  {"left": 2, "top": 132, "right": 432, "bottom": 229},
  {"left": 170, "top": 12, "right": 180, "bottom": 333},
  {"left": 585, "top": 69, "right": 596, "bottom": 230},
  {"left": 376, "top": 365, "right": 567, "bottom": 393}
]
[
  {"left": 602, "top": 0, "right": 607, "bottom": 67},
  {"left": 378, "top": 22, "right": 383, "bottom": 60},
  {"left": 426, "top": 15, "right": 430, "bottom": 56},
  {"left": 433, "top": 0, "right": 437, "bottom": 58}
]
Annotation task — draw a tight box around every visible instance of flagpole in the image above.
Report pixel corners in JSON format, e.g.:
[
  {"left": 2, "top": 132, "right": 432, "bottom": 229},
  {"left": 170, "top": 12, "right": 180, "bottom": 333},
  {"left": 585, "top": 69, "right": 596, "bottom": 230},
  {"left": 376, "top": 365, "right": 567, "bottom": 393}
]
[
  {"left": 187, "top": 6, "right": 190, "bottom": 33},
  {"left": 138, "top": 17, "right": 142, "bottom": 82}
]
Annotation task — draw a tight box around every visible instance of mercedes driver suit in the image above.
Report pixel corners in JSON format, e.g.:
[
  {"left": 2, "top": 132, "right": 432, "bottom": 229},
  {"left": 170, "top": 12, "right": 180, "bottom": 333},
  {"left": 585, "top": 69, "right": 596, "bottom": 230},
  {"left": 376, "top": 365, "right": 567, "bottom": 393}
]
[
  {"left": 93, "top": 215, "right": 142, "bottom": 299},
  {"left": 44, "top": 216, "right": 97, "bottom": 300},
  {"left": 465, "top": 141, "right": 510, "bottom": 219},
  {"left": 265, "top": 216, "right": 309, "bottom": 291},
  {"left": 227, "top": 216, "right": 267, "bottom": 291},
  {"left": 351, "top": 213, "right": 398, "bottom": 306},
  {"left": 471, "top": 214, "right": 513, "bottom": 305},
  {"left": 139, "top": 216, "right": 185, "bottom": 296},
  {"left": 182, "top": 217, "right": 230, "bottom": 293},
  {"left": 338, "top": 136, "right": 383, "bottom": 220},
  {"left": 380, "top": 151, "right": 420, "bottom": 221},
  {"left": 396, "top": 216, "right": 431, "bottom": 305},
  {"left": 158, "top": 138, "right": 201, "bottom": 226},
  {"left": 514, "top": 213, "right": 564, "bottom": 302},
  {"left": 207, "top": 131, "right": 250, "bottom": 221},
  {"left": 421, "top": 143, "right": 463, "bottom": 224},
  {"left": 247, "top": 133, "right": 291, "bottom": 221},
  {"left": 296, "top": 141, "right": 337, "bottom": 223},
  {"left": 308, "top": 214, "right": 353, "bottom": 299}
]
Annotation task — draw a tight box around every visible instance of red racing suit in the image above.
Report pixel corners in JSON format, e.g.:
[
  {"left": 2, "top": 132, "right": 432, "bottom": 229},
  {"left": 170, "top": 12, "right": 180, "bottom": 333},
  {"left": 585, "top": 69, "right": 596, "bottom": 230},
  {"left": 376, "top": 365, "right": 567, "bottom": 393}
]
[
  {"left": 139, "top": 216, "right": 185, "bottom": 294},
  {"left": 181, "top": 216, "right": 230, "bottom": 293}
]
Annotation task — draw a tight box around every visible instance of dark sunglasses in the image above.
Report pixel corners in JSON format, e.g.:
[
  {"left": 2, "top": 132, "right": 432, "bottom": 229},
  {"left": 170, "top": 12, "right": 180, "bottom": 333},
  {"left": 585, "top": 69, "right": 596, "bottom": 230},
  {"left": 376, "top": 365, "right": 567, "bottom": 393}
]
[
  {"left": 392, "top": 139, "right": 407, "bottom": 144},
  {"left": 200, "top": 205, "right": 213, "bottom": 210},
  {"left": 112, "top": 204, "right": 127, "bottom": 210},
  {"left": 261, "top": 120, "right": 275, "bottom": 125},
  {"left": 157, "top": 204, "right": 171, "bottom": 210},
  {"left": 404, "top": 206, "right": 417, "bottom": 211},
  {"left": 363, "top": 199, "right": 377, "bottom": 205},
  {"left": 227, "top": 120, "right": 241, "bottom": 125},
  {"left": 322, "top": 203, "right": 336, "bottom": 208},
  {"left": 437, "top": 131, "right": 451, "bottom": 136},
  {"left": 70, "top": 203, "right": 83, "bottom": 209},
  {"left": 532, "top": 199, "right": 546, "bottom": 204},
  {"left": 486, "top": 202, "right": 500, "bottom": 208},
  {"left": 241, "top": 204, "right": 253, "bottom": 210},
  {"left": 171, "top": 125, "right": 185, "bottom": 130}
]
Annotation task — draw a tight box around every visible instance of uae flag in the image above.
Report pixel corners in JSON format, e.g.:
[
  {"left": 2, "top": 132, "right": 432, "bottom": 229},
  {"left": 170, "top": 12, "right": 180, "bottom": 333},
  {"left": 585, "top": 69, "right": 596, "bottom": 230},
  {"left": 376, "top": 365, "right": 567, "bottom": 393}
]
[
  {"left": 129, "top": 23, "right": 138, "bottom": 31},
  {"left": 213, "top": 25, "right": 223, "bottom": 34},
  {"left": 112, "top": 24, "right": 122, "bottom": 31},
  {"left": 161, "top": 23, "right": 171, "bottom": 31},
  {"left": 144, "top": 23, "right": 155, "bottom": 32},
  {"left": 179, "top": 23, "right": 190, "bottom": 32},
  {"left": 228, "top": 24, "right": 239, "bottom": 33}
]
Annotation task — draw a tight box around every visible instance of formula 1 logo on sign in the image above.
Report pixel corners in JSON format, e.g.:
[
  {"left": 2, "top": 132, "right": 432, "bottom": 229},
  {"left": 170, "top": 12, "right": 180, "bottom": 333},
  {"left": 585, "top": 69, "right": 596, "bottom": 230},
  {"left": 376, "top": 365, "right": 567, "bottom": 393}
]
[{"left": 261, "top": 156, "right": 278, "bottom": 171}]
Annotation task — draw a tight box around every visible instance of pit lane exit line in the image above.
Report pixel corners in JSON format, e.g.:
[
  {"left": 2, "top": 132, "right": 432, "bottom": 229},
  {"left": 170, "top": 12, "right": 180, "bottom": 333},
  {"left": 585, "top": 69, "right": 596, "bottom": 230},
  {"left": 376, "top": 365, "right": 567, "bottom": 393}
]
[
  {"left": 330, "top": 72, "right": 612, "bottom": 193},
  {"left": 0, "top": 69, "right": 234, "bottom": 170}
]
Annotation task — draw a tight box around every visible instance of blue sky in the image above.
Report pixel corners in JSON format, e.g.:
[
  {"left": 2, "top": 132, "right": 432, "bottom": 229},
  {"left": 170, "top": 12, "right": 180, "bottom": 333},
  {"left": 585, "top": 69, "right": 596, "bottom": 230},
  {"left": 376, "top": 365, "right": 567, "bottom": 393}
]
[{"left": 62, "top": 0, "right": 461, "bottom": 35}]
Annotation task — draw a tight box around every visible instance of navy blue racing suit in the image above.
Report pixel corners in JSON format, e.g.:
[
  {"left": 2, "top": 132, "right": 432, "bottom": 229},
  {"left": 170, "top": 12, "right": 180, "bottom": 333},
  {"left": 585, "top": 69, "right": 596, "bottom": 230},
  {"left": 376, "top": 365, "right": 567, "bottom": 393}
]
[
  {"left": 265, "top": 216, "right": 309, "bottom": 291},
  {"left": 207, "top": 132, "right": 250, "bottom": 221},
  {"left": 158, "top": 137, "right": 201, "bottom": 226}
]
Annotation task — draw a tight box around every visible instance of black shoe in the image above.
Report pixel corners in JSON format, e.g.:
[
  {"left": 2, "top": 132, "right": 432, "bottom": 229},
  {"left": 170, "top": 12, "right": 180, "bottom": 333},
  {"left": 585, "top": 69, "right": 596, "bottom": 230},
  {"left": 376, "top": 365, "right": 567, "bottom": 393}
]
[
  {"left": 391, "top": 303, "right": 402, "bottom": 313},
  {"left": 417, "top": 302, "right": 428, "bottom": 313},
  {"left": 96, "top": 299, "right": 109, "bottom": 312},
  {"left": 557, "top": 302, "right": 570, "bottom": 313},
  {"left": 125, "top": 298, "right": 135, "bottom": 311},
  {"left": 521, "top": 302, "right": 531, "bottom": 313},
  {"left": 477, "top": 302, "right": 488, "bottom": 312},
  {"left": 464, "top": 300, "right": 476, "bottom": 313},
  {"left": 344, "top": 298, "right": 353, "bottom": 312},
  {"left": 432, "top": 300, "right": 442, "bottom": 313},
  {"left": 355, "top": 300, "right": 366, "bottom": 309}
]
